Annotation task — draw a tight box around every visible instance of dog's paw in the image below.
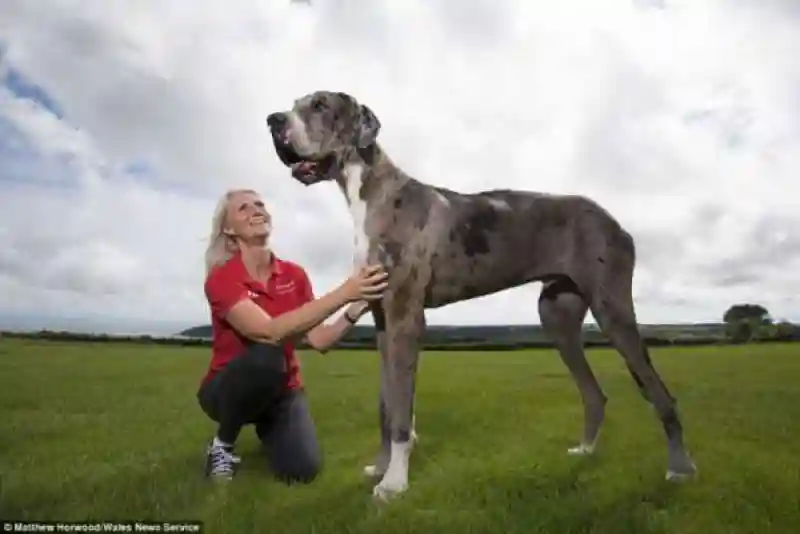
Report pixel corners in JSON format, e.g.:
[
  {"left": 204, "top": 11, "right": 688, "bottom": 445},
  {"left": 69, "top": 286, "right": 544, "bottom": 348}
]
[
  {"left": 363, "top": 464, "right": 385, "bottom": 478},
  {"left": 363, "top": 451, "right": 389, "bottom": 478},
  {"left": 666, "top": 456, "right": 697, "bottom": 482},
  {"left": 665, "top": 449, "right": 697, "bottom": 482},
  {"left": 665, "top": 469, "right": 695, "bottom": 482},
  {"left": 372, "top": 475, "right": 408, "bottom": 502},
  {"left": 566, "top": 443, "right": 595, "bottom": 456}
]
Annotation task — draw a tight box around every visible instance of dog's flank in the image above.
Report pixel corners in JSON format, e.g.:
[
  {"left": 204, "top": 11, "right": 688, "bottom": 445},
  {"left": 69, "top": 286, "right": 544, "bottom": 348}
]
[{"left": 266, "top": 90, "right": 697, "bottom": 500}]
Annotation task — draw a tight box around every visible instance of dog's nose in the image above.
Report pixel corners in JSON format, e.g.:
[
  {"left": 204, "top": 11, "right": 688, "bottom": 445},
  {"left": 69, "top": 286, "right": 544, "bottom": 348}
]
[{"left": 267, "top": 112, "right": 287, "bottom": 130}]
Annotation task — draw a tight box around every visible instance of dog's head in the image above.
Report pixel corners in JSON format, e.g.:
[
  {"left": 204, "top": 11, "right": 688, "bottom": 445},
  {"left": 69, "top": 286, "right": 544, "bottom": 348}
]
[{"left": 266, "top": 91, "right": 381, "bottom": 185}]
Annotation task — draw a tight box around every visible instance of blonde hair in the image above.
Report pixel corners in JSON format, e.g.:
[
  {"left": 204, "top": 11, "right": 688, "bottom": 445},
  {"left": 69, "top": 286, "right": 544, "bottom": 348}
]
[{"left": 204, "top": 188, "right": 259, "bottom": 275}]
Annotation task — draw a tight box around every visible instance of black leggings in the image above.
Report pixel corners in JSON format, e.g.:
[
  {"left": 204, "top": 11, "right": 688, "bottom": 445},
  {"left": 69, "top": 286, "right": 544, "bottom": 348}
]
[{"left": 197, "top": 342, "right": 321, "bottom": 482}]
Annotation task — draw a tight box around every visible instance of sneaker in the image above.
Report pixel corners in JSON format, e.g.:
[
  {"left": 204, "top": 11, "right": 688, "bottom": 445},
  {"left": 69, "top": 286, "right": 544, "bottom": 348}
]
[
  {"left": 205, "top": 440, "right": 240, "bottom": 480},
  {"left": 206, "top": 438, "right": 242, "bottom": 463}
]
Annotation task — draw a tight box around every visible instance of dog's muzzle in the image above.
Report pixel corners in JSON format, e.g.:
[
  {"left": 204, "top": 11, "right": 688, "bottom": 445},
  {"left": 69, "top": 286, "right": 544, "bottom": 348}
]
[{"left": 266, "top": 113, "right": 334, "bottom": 186}]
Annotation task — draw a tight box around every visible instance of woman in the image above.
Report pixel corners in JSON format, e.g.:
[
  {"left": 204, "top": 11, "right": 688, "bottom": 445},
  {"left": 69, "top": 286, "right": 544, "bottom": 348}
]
[{"left": 198, "top": 188, "right": 388, "bottom": 483}]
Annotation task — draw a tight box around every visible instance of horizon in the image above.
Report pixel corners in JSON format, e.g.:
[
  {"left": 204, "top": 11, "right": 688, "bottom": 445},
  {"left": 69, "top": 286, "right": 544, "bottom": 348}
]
[
  {"left": 0, "top": 316, "right": 738, "bottom": 338},
  {"left": 1, "top": 300, "right": 791, "bottom": 337}
]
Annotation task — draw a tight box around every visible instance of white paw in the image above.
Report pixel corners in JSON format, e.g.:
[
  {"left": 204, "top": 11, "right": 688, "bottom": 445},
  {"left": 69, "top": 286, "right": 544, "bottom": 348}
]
[
  {"left": 370, "top": 440, "right": 411, "bottom": 501},
  {"left": 362, "top": 451, "right": 389, "bottom": 478},
  {"left": 666, "top": 463, "right": 697, "bottom": 482},
  {"left": 363, "top": 464, "right": 385, "bottom": 478},
  {"left": 372, "top": 473, "right": 408, "bottom": 501},
  {"left": 364, "top": 430, "right": 417, "bottom": 479},
  {"left": 666, "top": 470, "right": 693, "bottom": 482},
  {"left": 567, "top": 443, "right": 595, "bottom": 455}
]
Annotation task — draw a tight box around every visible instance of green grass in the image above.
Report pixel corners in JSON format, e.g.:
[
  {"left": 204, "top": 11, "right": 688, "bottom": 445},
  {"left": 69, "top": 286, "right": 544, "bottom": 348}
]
[{"left": 1, "top": 339, "right": 798, "bottom": 534}]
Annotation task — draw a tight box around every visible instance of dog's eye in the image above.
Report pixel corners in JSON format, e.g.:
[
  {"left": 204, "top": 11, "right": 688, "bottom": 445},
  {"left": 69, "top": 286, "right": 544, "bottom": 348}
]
[{"left": 312, "top": 98, "right": 327, "bottom": 111}]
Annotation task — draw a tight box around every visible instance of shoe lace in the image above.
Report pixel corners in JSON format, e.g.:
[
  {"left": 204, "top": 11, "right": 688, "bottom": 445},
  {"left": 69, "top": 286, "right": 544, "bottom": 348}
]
[{"left": 210, "top": 446, "right": 236, "bottom": 474}]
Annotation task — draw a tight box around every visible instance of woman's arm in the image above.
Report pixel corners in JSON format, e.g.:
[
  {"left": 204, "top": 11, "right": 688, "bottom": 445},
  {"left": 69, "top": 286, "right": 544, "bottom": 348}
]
[
  {"left": 224, "top": 287, "right": 350, "bottom": 345},
  {"left": 214, "top": 265, "right": 387, "bottom": 345},
  {"left": 305, "top": 301, "right": 371, "bottom": 353}
]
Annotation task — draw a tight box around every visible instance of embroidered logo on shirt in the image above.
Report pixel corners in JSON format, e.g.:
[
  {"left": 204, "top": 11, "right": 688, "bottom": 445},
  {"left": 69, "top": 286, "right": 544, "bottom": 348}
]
[{"left": 274, "top": 281, "right": 296, "bottom": 294}]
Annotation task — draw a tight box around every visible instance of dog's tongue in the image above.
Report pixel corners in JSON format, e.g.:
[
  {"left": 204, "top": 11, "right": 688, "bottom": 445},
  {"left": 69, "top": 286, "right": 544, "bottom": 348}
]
[{"left": 292, "top": 161, "right": 316, "bottom": 175}]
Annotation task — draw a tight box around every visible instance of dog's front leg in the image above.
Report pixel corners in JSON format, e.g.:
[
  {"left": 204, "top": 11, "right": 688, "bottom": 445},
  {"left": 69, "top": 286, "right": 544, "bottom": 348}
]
[
  {"left": 372, "top": 300, "right": 424, "bottom": 501},
  {"left": 363, "top": 304, "right": 392, "bottom": 478},
  {"left": 364, "top": 309, "right": 420, "bottom": 480}
]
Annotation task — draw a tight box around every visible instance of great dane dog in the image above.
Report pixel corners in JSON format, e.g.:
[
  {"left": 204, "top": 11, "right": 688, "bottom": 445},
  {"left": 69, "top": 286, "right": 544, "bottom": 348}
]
[{"left": 266, "top": 90, "right": 697, "bottom": 500}]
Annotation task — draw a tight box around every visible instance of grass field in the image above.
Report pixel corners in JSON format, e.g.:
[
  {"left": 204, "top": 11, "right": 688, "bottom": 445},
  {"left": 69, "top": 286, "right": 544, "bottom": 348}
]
[{"left": 1, "top": 339, "right": 799, "bottom": 534}]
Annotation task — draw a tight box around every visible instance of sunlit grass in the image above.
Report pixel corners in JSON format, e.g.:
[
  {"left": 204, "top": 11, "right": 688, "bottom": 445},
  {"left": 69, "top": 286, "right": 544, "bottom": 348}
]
[{"left": 1, "top": 339, "right": 798, "bottom": 534}]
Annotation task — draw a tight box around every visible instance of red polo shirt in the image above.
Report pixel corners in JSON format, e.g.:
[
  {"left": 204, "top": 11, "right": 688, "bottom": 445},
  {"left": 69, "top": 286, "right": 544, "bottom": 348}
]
[{"left": 201, "top": 251, "right": 315, "bottom": 390}]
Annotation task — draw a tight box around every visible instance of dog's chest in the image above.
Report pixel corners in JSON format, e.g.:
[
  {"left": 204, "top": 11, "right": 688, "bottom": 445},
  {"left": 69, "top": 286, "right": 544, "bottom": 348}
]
[{"left": 343, "top": 164, "right": 370, "bottom": 267}]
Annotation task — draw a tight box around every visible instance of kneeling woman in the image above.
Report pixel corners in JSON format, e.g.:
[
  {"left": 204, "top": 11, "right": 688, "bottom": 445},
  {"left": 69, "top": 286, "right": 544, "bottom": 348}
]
[{"left": 198, "top": 188, "right": 388, "bottom": 483}]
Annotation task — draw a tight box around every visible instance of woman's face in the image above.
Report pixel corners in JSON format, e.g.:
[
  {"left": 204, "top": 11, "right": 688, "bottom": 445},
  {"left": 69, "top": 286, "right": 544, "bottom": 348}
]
[{"left": 224, "top": 190, "right": 272, "bottom": 244}]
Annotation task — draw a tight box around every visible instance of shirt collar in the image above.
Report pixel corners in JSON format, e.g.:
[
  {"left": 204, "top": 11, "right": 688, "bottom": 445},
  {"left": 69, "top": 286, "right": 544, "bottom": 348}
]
[{"left": 230, "top": 250, "right": 284, "bottom": 292}]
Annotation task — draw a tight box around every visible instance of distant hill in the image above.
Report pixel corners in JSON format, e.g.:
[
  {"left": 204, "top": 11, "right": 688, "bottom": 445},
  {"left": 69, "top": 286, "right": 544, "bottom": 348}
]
[
  {"left": 181, "top": 324, "right": 385, "bottom": 339},
  {"left": 180, "top": 324, "right": 552, "bottom": 343},
  {"left": 178, "top": 322, "right": 729, "bottom": 349},
  {"left": 5, "top": 321, "right": 793, "bottom": 350}
]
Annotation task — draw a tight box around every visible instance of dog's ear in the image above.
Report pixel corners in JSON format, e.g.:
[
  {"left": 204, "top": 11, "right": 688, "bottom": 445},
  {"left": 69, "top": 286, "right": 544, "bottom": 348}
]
[{"left": 355, "top": 104, "right": 381, "bottom": 148}]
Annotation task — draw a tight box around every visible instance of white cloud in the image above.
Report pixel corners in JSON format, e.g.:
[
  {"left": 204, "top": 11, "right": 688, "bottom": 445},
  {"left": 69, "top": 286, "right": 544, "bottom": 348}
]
[{"left": 0, "top": 0, "right": 799, "bottom": 334}]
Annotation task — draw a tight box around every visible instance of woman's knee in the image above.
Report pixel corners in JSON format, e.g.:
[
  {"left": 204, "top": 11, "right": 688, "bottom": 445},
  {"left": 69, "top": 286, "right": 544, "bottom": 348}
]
[
  {"left": 274, "top": 453, "right": 322, "bottom": 484},
  {"left": 264, "top": 396, "right": 323, "bottom": 484},
  {"left": 197, "top": 381, "right": 221, "bottom": 422}
]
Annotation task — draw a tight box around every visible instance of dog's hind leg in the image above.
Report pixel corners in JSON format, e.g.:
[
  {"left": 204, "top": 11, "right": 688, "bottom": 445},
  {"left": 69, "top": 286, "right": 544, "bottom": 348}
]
[
  {"left": 539, "top": 276, "right": 607, "bottom": 456},
  {"left": 588, "top": 233, "right": 696, "bottom": 480}
]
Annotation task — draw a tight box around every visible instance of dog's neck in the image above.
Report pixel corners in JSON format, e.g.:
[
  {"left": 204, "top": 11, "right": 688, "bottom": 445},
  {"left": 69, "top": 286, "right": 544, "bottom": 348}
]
[
  {"left": 335, "top": 143, "right": 408, "bottom": 209},
  {"left": 334, "top": 143, "right": 409, "bottom": 267}
]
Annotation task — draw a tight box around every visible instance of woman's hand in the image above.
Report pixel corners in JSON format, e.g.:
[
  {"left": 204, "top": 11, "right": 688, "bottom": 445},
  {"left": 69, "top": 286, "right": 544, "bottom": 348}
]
[{"left": 340, "top": 264, "right": 389, "bottom": 303}]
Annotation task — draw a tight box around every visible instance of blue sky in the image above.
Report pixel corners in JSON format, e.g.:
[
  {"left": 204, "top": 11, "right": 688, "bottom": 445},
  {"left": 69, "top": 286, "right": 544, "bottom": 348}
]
[
  {"left": 1, "top": 0, "right": 799, "bottom": 334},
  {"left": 1, "top": 67, "right": 68, "bottom": 187},
  {"left": 4, "top": 64, "right": 64, "bottom": 118}
]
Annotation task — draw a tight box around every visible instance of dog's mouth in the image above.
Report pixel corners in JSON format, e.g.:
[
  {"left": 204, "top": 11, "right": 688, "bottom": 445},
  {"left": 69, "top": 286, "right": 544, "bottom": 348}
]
[{"left": 272, "top": 138, "right": 336, "bottom": 186}]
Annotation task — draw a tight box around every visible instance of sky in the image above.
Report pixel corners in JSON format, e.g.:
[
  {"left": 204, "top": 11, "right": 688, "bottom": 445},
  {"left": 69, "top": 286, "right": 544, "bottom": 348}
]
[{"left": 0, "top": 0, "right": 798, "bottom": 335}]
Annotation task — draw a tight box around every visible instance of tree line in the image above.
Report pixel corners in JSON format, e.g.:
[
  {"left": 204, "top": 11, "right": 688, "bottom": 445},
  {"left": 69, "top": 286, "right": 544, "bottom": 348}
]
[{"left": 2, "top": 303, "right": 797, "bottom": 350}]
